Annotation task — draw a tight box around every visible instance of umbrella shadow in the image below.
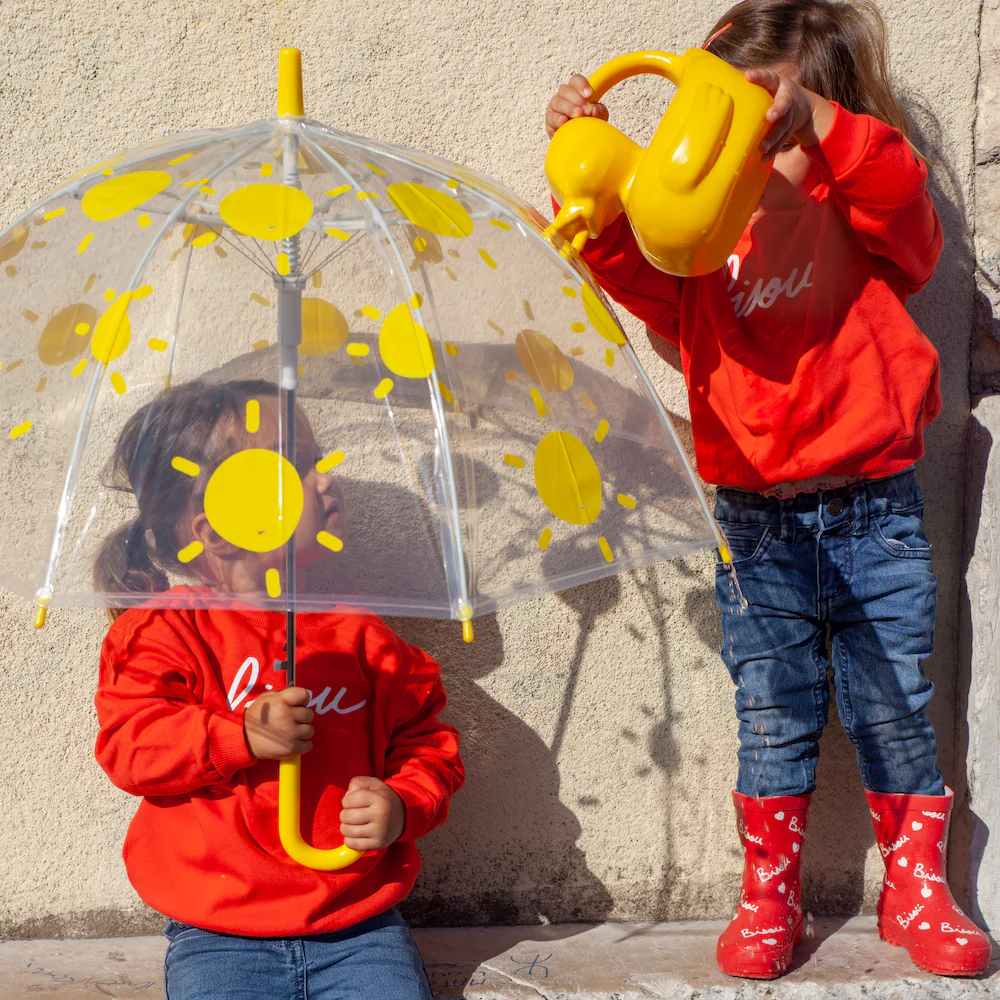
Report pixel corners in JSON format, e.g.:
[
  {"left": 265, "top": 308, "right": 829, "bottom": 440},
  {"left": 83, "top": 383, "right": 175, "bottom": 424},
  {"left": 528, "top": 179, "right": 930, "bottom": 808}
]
[
  {"left": 386, "top": 611, "right": 613, "bottom": 929},
  {"left": 905, "top": 91, "right": 998, "bottom": 932}
]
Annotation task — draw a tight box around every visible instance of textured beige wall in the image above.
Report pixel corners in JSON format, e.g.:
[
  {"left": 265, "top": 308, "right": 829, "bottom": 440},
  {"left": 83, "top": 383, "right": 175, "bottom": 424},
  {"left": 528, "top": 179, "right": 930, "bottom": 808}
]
[
  {"left": 0, "top": 0, "right": 981, "bottom": 936},
  {"left": 958, "top": 0, "right": 1000, "bottom": 932}
]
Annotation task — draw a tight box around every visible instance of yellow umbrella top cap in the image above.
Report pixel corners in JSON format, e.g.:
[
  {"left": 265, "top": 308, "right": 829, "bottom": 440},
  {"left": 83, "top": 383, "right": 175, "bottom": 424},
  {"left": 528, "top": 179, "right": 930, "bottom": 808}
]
[{"left": 278, "top": 48, "right": 304, "bottom": 117}]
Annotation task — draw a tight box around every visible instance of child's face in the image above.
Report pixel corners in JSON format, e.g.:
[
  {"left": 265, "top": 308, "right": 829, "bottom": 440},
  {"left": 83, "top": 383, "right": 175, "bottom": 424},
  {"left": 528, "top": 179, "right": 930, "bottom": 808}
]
[
  {"left": 292, "top": 417, "right": 347, "bottom": 568},
  {"left": 188, "top": 399, "right": 346, "bottom": 594}
]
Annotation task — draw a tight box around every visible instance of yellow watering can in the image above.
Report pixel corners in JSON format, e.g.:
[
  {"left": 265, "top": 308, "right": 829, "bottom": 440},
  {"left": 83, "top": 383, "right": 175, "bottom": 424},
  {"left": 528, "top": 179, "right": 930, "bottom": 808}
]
[{"left": 545, "top": 48, "right": 774, "bottom": 277}]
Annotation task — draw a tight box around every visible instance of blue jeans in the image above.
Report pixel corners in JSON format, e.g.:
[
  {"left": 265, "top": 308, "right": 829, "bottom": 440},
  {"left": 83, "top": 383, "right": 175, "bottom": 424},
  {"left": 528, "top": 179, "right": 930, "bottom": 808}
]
[
  {"left": 714, "top": 468, "right": 945, "bottom": 799},
  {"left": 163, "top": 909, "right": 432, "bottom": 1000}
]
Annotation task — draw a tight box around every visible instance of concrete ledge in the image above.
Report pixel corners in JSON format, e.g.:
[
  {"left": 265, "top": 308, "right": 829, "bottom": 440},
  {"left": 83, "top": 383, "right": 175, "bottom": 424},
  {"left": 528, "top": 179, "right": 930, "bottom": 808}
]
[{"left": 1, "top": 917, "right": 997, "bottom": 999}]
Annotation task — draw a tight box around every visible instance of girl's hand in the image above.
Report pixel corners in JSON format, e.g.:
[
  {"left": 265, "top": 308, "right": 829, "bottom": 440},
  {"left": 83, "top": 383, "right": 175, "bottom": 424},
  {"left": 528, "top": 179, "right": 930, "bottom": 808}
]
[
  {"left": 546, "top": 74, "right": 609, "bottom": 139},
  {"left": 243, "top": 687, "right": 314, "bottom": 760},
  {"left": 744, "top": 69, "right": 836, "bottom": 160},
  {"left": 339, "top": 776, "right": 405, "bottom": 851}
]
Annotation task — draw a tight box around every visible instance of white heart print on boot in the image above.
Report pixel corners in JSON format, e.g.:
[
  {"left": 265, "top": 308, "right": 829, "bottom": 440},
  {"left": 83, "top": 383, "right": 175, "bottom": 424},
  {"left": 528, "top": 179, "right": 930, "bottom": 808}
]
[
  {"left": 867, "top": 788, "right": 991, "bottom": 977},
  {"left": 718, "top": 793, "right": 811, "bottom": 980}
]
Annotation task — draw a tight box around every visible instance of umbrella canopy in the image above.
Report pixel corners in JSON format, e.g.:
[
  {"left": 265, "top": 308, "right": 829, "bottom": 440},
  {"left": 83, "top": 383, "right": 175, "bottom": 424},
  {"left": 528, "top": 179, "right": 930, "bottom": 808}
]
[{"left": 0, "top": 49, "right": 724, "bottom": 638}]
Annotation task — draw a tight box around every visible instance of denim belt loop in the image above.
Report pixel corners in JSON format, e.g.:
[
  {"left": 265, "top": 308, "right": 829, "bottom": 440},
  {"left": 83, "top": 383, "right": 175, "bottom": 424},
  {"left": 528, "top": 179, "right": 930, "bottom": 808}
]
[
  {"left": 852, "top": 485, "right": 869, "bottom": 535},
  {"left": 780, "top": 498, "right": 796, "bottom": 542}
]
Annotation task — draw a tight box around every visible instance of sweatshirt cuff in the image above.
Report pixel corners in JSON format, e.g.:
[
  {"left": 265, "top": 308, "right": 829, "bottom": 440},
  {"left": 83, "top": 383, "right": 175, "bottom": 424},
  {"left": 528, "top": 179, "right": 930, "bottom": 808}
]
[
  {"left": 804, "top": 101, "right": 872, "bottom": 180},
  {"left": 207, "top": 712, "right": 256, "bottom": 780},
  {"left": 385, "top": 775, "right": 438, "bottom": 842}
]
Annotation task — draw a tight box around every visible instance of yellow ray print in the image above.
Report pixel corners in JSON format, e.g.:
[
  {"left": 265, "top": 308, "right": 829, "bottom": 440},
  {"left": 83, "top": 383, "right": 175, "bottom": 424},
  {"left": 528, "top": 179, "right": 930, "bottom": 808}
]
[
  {"left": 316, "top": 531, "right": 343, "bottom": 552},
  {"left": 316, "top": 451, "right": 345, "bottom": 474},
  {"left": 177, "top": 541, "right": 204, "bottom": 563}
]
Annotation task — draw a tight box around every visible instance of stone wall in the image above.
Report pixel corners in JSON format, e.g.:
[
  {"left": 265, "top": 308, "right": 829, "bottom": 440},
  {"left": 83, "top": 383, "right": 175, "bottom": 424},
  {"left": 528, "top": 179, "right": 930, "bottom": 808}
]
[
  {"left": 0, "top": 0, "right": 986, "bottom": 936},
  {"left": 957, "top": 0, "right": 1000, "bottom": 933}
]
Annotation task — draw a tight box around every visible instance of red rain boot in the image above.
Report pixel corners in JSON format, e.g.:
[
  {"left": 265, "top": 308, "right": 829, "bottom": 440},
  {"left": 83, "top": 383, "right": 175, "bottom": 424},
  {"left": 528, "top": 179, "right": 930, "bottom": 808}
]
[
  {"left": 717, "top": 792, "right": 810, "bottom": 979},
  {"left": 867, "top": 788, "right": 992, "bottom": 977}
]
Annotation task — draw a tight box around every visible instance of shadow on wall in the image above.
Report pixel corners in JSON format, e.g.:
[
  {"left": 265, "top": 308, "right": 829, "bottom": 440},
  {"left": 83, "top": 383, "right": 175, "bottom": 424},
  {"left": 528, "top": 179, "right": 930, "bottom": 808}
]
[
  {"left": 903, "top": 91, "right": 996, "bottom": 930},
  {"left": 388, "top": 609, "right": 615, "bottom": 931},
  {"left": 959, "top": 118, "right": 1000, "bottom": 939},
  {"left": 957, "top": 406, "right": 995, "bottom": 936}
]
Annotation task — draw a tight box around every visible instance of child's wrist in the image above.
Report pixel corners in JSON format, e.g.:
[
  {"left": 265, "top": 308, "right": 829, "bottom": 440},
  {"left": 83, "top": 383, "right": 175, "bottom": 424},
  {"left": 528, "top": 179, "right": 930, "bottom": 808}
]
[
  {"left": 798, "top": 91, "right": 836, "bottom": 148},
  {"left": 242, "top": 718, "right": 258, "bottom": 761}
]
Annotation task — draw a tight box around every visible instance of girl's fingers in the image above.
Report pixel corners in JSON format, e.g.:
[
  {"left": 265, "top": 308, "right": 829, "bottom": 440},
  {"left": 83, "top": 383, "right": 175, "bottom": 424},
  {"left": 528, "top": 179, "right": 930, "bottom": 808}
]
[
  {"left": 765, "top": 82, "right": 795, "bottom": 122},
  {"left": 290, "top": 707, "right": 314, "bottom": 724},
  {"left": 745, "top": 68, "right": 781, "bottom": 95},
  {"left": 280, "top": 686, "right": 311, "bottom": 707},
  {"left": 295, "top": 724, "right": 315, "bottom": 741},
  {"left": 343, "top": 835, "right": 379, "bottom": 851},
  {"left": 549, "top": 97, "right": 586, "bottom": 119},
  {"left": 763, "top": 122, "right": 795, "bottom": 159},
  {"left": 547, "top": 75, "right": 603, "bottom": 138},
  {"left": 339, "top": 809, "right": 373, "bottom": 827},
  {"left": 340, "top": 790, "right": 373, "bottom": 810},
  {"left": 557, "top": 83, "right": 588, "bottom": 103}
]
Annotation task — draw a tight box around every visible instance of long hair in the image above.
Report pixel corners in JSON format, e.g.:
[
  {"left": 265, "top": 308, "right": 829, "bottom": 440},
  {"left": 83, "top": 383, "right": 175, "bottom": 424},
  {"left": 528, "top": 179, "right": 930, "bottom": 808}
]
[
  {"left": 705, "top": 0, "right": 912, "bottom": 140},
  {"left": 94, "top": 379, "right": 278, "bottom": 621}
]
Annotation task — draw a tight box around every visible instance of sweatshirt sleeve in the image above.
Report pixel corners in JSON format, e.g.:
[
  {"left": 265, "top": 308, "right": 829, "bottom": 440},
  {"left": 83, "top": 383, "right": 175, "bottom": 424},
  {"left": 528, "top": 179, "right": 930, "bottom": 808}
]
[
  {"left": 551, "top": 198, "right": 683, "bottom": 346},
  {"left": 94, "top": 612, "right": 256, "bottom": 797},
  {"left": 365, "top": 625, "right": 464, "bottom": 842},
  {"left": 804, "top": 102, "right": 943, "bottom": 295}
]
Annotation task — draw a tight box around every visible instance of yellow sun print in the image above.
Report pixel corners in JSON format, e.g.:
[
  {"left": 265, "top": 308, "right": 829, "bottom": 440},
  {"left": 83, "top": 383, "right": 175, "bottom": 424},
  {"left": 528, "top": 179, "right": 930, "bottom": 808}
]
[{"left": 170, "top": 406, "right": 347, "bottom": 568}]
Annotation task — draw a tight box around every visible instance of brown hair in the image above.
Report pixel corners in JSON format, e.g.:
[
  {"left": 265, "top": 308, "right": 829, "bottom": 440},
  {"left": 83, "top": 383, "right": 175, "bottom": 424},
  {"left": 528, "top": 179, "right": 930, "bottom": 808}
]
[
  {"left": 705, "top": 0, "right": 912, "bottom": 140},
  {"left": 95, "top": 379, "right": 278, "bottom": 620}
]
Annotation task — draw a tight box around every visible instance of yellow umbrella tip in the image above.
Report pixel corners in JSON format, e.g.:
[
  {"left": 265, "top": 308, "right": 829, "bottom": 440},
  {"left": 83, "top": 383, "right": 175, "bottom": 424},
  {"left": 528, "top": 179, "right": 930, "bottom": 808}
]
[{"left": 278, "top": 48, "right": 304, "bottom": 117}]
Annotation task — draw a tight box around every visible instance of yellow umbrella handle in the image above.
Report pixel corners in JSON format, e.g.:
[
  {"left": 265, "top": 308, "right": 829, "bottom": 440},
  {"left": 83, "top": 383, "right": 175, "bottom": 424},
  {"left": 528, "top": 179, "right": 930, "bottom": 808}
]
[{"left": 278, "top": 757, "right": 365, "bottom": 870}]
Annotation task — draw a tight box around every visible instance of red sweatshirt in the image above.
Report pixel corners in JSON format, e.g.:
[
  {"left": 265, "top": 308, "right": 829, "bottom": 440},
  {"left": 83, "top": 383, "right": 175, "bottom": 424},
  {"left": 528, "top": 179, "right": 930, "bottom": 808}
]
[
  {"left": 95, "top": 587, "right": 464, "bottom": 937},
  {"left": 575, "top": 103, "right": 943, "bottom": 490}
]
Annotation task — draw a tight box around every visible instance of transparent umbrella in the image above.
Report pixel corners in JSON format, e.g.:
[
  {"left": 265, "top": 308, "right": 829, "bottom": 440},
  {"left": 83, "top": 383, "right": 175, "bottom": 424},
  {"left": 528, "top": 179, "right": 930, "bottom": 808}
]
[{"left": 0, "top": 49, "right": 726, "bottom": 869}]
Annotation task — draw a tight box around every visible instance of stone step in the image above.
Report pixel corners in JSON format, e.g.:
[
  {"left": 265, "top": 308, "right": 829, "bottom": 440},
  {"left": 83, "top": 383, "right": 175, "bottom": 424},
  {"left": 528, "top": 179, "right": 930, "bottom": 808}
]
[{"left": 1, "top": 916, "right": 996, "bottom": 999}]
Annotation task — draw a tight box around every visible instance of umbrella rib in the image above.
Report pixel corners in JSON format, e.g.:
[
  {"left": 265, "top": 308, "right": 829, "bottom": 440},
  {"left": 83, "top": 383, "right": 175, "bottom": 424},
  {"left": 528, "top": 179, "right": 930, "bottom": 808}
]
[
  {"left": 164, "top": 242, "right": 194, "bottom": 389},
  {"left": 297, "top": 128, "right": 475, "bottom": 622},
  {"left": 36, "top": 132, "right": 273, "bottom": 610},
  {"left": 10, "top": 124, "right": 272, "bottom": 233},
  {"left": 220, "top": 227, "right": 275, "bottom": 274},
  {"left": 250, "top": 234, "right": 277, "bottom": 270},
  {"left": 303, "top": 234, "right": 359, "bottom": 280},
  {"left": 298, "top": 227, "right": 323, "bottom": 273},
  {"left": 214, "top": 228, "right": 275, "bottom": 276},
  {"left": 306, "top": 127, "right": 716, "bottom": 554}
]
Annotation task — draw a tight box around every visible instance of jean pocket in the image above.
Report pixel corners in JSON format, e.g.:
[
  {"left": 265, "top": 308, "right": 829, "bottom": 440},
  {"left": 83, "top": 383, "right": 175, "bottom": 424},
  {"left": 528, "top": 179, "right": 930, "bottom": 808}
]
[
  {"left": 872, "top": 510, "right": 932, "bottom": 559},
  {"left": 716, "top": 521, "right": 773, "bottom": 567}
]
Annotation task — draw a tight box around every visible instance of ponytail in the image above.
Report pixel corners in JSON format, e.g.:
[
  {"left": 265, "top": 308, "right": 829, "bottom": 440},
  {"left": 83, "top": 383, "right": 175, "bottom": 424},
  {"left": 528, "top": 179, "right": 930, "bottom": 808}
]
[
  {"left": 95, "top": 519, "right": 170, "bottom": 622},
  {"left": 94, "top": 378, "right": 278, "bottom": 621}
]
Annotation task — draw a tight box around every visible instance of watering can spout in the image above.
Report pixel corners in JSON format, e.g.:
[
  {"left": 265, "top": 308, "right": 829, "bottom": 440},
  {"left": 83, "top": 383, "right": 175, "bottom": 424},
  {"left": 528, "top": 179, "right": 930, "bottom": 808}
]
[{"left": 544, "top": 48, "right": 774, "bottom": 276}]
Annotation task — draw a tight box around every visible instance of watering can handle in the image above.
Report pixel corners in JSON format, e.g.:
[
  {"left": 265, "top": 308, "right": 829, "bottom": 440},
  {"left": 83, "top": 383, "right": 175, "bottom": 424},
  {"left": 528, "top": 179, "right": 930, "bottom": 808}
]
[
  {"left": 278, "top": 757, "right": 366, "bottom": 871},
  {"left": 587, "top": 51, "right": 685, "bottom": 103}
]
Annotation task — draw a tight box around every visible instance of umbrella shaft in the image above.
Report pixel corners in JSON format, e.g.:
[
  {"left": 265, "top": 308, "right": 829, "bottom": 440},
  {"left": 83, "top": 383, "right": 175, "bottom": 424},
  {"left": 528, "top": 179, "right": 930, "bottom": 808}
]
[
  {"left": 276, "top": 123, "right": 302, "bottom": 682},
  {"left": 282, "top": 382, "right": 297, "bottom": 685}
]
